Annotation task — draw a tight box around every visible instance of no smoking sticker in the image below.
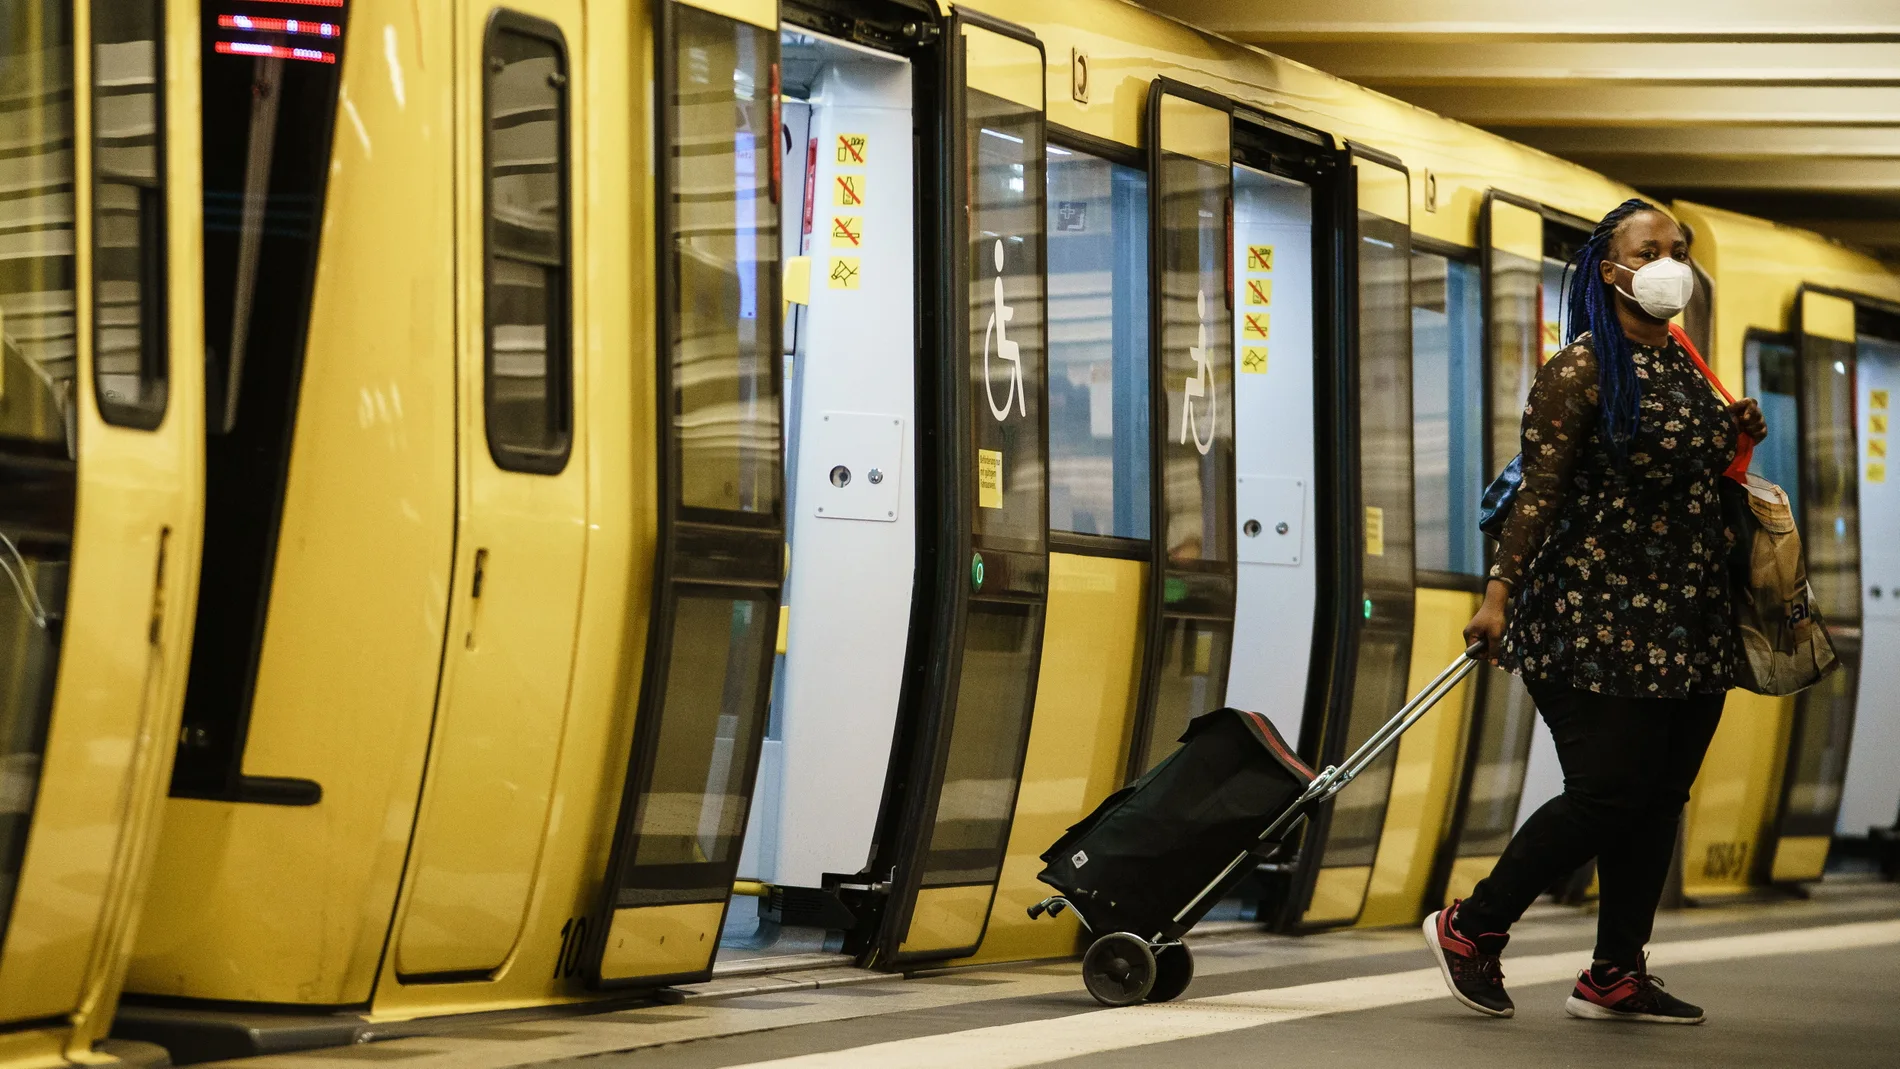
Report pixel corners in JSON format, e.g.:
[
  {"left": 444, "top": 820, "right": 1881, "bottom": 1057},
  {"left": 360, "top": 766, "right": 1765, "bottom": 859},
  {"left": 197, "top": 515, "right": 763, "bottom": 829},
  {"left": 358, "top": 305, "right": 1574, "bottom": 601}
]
[
  {"left": 1242, "top": 312, "right": 1270, "bottom": 341},
  {"left": 1869, "top": 438, "right": 1888, "bottom": 458},
  {"left": 834, "top": 173, "right": 865, "bottom": 207},
  {"left": 1873, "top": 413, "right": 1889, "bottom": 435},
  {"left": 1246, "top": 245, "right": 1274, "bottom": 271},
  {"left": 1241, "top": 347, "right": 1268, "bottom": 375},
  {"left": 828, "top": 257, "right": 861, "bottom": 289},
  {"left": 831, "top": 215, "right": 862, "bottom": 248},
  {"left": 836, "top": 133, "right": 868, "bottom": 165}
]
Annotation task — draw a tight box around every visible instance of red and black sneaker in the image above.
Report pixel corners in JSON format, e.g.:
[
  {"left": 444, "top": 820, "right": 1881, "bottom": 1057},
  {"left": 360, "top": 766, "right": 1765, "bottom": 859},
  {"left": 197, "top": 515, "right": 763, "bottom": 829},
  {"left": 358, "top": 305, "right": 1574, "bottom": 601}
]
[
  {"left": 1422, "top": 900, "right": 1513, "bottom": 1018},
  {"left": 1565, "top": 960, "right": 1705, "bottom": 1024}
]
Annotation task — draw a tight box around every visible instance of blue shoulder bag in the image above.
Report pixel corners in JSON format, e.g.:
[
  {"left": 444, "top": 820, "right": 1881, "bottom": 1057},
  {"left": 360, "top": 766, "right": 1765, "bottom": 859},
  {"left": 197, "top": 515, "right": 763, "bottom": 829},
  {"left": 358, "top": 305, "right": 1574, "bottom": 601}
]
[{"left": 1478, "top": 454, "right": 1523, "bottom": 542}]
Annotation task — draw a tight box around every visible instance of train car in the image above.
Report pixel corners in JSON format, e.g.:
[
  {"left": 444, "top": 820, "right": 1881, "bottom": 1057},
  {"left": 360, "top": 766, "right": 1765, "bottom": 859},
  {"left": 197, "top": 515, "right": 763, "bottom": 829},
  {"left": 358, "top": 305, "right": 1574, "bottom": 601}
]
[
  {"left": 0, "top": 0, "right": 1889, "bottom": 1064},
  {"left": 0, "top": 1, "right": 205, "bottom": 1066}
]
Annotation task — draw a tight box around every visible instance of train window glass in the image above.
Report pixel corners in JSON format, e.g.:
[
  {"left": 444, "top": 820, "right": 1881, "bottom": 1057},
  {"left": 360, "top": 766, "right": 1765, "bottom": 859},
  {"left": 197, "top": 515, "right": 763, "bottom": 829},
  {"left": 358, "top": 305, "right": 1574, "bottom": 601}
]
[
  {"left": 1799, "top": 330, "right": 1860, "bottom": 618},
  {"left": 1485, "top": 247, "right": 1540, "bottom": 476},
  {"left": 622, "top": 593, "right": 772, "bottom": 894},
  {"left": 1454, "top": 668, "right": 1537, "bottom": 858},
  {"left": 91, "top": 0, "right": 167, "bottom": 428},
  {"left": 1137, "top": 616, "right": 1231, "bottom": 772},
  {"left": 919, "top": 603, "right": 1038, "bottom": 886},
  {"left": 1540, "top": 256, "right": 1567, "bottom": 364},
  {"left": 1046, "top": 145, "right": 1149, "bottom": 540},
  {"left": 484, "top": 20, "right": 571, "bottom": 473},
  {"left": 1411, "top": 251, "right": 1483, "bottom": 577},
  {"left": 1154, "top": 128, "right": 1234, "bottom": 566},
  {"left": 1744, "top": 333, "right": 1801, "bottom": 517},
  {"left": 0, "top": 0, "right": 78, "bottom": 945},
  {"left": 967, "top": 93, "right": 1046, "bottom": 552},
  {"left": 668, "top": 6, "right": 779, "bottom": 517}
]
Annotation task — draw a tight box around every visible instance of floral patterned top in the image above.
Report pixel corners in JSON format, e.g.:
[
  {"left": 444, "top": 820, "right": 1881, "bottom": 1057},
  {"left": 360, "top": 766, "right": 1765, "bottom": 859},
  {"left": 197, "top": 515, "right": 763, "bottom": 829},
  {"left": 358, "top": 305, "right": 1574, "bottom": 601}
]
[{"left": 1490, "top": 333, "right": 1737, "bottom": 697}]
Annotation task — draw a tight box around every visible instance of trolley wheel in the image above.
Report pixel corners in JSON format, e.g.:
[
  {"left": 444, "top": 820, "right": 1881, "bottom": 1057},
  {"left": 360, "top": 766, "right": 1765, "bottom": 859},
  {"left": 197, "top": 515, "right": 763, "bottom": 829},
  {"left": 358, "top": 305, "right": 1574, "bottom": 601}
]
[
  {"left": 1145, "top": 943, "right": 1194, "bottom": 1002},
  {"left": 1081, "top": 933, "right": 1156, "bottom": 1007}
]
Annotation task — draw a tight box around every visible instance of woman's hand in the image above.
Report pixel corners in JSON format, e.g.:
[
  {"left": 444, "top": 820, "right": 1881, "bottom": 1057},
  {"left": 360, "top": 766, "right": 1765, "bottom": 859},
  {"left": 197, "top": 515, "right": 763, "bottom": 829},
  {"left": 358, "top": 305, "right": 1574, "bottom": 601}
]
[
  {"left": 1729, "top": 397, "right": 1767, "bottom": 443},
  {"left": 1463, "top": 580, "right": 1511, "bottom": 664}
]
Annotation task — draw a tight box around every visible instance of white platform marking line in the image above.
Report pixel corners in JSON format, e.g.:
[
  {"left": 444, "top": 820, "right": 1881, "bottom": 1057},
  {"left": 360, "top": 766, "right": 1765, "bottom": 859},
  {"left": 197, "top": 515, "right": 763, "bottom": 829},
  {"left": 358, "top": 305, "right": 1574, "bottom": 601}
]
[{"left": 719, "top": 919, "right": 1900, "bottom": 1069}]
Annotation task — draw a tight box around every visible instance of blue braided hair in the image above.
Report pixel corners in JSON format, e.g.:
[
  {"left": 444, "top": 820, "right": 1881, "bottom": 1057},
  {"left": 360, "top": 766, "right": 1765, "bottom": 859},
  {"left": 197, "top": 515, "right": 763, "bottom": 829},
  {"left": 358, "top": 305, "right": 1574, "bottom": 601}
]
[{"left": 1561, "top": 197, "right": 1665, "bottom": 455}]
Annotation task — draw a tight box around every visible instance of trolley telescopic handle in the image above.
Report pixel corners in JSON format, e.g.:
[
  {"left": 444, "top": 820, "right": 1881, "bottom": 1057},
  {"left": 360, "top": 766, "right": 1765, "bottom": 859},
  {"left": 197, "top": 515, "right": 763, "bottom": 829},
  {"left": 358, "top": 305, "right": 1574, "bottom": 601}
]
[{"left": 1163, "top": 643, "right": 1486, "bottom": 935}]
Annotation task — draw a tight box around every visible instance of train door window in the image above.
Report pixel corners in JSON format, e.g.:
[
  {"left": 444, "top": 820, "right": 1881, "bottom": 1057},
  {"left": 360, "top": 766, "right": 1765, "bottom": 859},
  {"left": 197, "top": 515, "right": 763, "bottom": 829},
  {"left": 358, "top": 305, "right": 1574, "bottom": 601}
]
[
  {"left": 593, "top": 0, "right": 782, "bottom": 985},
  {"left": 175, "top": 2, "right": 351, "bottom": 801},
  {"left": 1744, "top": 331, "right": 1801, "bottom": 516},
  {"left": 1297, "top": 149, "right": 1416, "bottom": 926},
  {"left": 91, "top": 0, "right": 168, "bottom": 427},
  {"left": 1410, "top": 248, "right": 1483, "bottom": 579},
  {"left": 1227, "top": 159, "right": 1318, "bottom": 746},
  {"left": 0, "top": 0, "right": 78, "bottom": 942},
  {"left": 1133, "top": 86, "right": 1234, "bottom": 775},
  {"left": 1046, "top": 142, "right": 1149, "bottom": 540},
  {"left": 727, "top": 27, "right": 918, "bottom": 958},
  {"left": 1840, "top": 310, "right": 1900, "bottom": 838},
  {"left": 484, "top": 20, "right": 571, "bottom": 472}
]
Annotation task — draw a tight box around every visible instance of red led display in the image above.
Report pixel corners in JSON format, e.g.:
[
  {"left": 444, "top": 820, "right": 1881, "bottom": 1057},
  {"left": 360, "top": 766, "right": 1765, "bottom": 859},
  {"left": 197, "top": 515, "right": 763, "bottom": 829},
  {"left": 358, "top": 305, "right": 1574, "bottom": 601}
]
[
  {"left": 215, "top": 40, "right": 338, "bottom": 64},
  {"left": 217, "top": 15, "right": 341, "bottom": 36}
]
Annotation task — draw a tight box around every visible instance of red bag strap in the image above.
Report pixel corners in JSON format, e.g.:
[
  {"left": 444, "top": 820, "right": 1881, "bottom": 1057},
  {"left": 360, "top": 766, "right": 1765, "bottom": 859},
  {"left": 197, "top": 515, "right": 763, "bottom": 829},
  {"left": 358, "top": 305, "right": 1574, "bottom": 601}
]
[{"left": 1668, "top": 323, "right": 1754, "bottom": 482}]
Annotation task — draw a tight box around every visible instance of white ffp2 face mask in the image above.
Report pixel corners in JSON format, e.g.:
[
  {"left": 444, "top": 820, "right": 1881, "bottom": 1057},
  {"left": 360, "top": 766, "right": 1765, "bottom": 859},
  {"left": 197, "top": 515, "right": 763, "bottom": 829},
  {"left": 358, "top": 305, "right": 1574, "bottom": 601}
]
[{"left": 1612, "top": 257, "right": 1696, "bottom": 320}]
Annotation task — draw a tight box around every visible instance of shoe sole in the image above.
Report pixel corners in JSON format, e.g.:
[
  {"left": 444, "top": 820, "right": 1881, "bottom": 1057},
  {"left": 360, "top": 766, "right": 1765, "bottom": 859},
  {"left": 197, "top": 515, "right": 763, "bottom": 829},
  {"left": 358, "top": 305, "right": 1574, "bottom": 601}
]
[
  {"left": 1421, "top": 912, "right": 1513, "bottom": 1019},
  {"left": 1564, "top": 995, "right": 1704, "bottom": 1025}
]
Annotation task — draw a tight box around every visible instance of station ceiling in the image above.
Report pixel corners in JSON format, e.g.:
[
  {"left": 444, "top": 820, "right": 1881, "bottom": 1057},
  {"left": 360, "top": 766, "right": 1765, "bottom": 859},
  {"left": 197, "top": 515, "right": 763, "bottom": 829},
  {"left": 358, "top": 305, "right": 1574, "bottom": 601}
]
[{"left": 1140, "top": 0, "right": 1900, "bottom": 261}]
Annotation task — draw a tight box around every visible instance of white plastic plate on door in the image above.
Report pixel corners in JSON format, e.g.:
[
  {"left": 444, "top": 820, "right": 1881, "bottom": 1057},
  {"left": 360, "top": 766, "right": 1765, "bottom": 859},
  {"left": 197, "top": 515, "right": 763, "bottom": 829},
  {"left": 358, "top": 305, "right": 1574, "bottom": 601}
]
[
  {"left": 807, "top": 410, "right": 905, "bottom": 522},
  {"left": 1236, "top": 474, "right": 1303, "bottom": 565}
]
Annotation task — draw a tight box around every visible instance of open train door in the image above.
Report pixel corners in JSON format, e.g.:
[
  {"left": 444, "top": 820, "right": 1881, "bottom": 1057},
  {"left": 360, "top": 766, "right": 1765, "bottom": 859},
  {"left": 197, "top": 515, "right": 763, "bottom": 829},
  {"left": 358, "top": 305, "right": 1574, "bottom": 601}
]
[
  {"left": 1271, "top": 142, "right": 1418, "bottom": 930},
  {"left": 1124, "top": 80, "right": 1237, "bottom": 775},
  {"left": 1764, "top": 288, "right": 1865, "bottom": 882},
  {"left": 0, "top": 0, "right": 204, "bottom": 1052},
  {"left": 585, "top": 0, "right": 785, "bottom": 989},
  {"left": 859, "top": 8, "right": 1050, "bottom": 967}
]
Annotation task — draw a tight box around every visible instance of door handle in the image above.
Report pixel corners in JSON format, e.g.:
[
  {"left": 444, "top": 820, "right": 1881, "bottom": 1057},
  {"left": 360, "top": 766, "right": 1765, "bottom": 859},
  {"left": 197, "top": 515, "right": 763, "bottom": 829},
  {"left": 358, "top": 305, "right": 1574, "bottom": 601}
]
[{"left": 465, "top": 547, "right": 489, "bottom": 650}]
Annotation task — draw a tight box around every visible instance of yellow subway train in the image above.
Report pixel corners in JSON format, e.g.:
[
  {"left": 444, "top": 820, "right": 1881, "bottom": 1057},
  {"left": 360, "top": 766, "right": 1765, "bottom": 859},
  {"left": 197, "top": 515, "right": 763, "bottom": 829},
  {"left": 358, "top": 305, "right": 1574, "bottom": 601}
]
[{"left": 2, "top": 0, "right": 1897, "bottom": 1064}]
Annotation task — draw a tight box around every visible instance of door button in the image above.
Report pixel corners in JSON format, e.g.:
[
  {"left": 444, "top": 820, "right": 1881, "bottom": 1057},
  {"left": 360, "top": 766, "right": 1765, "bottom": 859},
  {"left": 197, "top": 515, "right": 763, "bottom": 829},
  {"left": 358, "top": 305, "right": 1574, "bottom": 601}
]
[
  {"left": 829, "top": 465, "right": 851, "bottom": 488},
  {"left": 1243, "top": 519, "right": 1261, "bottom": 538}
]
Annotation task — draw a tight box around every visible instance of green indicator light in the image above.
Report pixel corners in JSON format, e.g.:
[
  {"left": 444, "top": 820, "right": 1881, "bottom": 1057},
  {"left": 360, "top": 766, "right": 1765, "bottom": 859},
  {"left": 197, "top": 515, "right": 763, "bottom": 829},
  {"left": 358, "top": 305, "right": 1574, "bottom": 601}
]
[
  {"left": 971, "top": 552, "right": 985, "bottom": 591},
  {"left": 1364, "top": 598, "right": 1374, "bottom": 620},
  {"left": 1164, "top": 577, "right": 1188, "bottom": 604}
]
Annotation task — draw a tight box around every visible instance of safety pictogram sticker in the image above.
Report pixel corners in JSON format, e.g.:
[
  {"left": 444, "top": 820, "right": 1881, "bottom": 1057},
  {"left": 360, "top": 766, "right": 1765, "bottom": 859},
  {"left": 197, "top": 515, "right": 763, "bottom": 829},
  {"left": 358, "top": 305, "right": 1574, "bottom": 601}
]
[
  {"left": 978, "top": 449, "right": 1003, "bottom": 509},
  {"left": 1246, "top": 245, "right": 1274, "bottom": 271},
  {"left": 1241, "top": 347, "right": 1268, "bottom": 375},
  {"left": 831, "top": 215, "right": 862, "bottom": 248},
  {"left": 1870, "top": 438, "right": 1888, "bottom": 458},
  {"left": 1242, "top": 312, "right": 1270, "bottom": 341},
  {"left": 1872, "top": 388, "right": 1891, "bottom": 410},
  {"left": 828, "top": 257, "right": 861, "bottom": 289},
  {"left": 1869, "top": 462, "right": 1888, "bottom": 484},
  {"left": 1244, "top": 279, "right": 1271, "bottom": 307},
  {"left": 1873, "top": 413, "right": 1890, "bottom": 435},
  {"left": 834, "top": 173, "right": 865, "bottom": 206},
  {"left": 836, "top": 133, "right": 868, "bottom": 165}
]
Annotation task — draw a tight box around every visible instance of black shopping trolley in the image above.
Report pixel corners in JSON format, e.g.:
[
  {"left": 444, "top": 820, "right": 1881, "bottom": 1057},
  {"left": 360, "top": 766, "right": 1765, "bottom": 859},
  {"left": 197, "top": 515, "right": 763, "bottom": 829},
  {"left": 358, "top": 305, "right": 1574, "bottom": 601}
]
[{"left": 1028, "top": 646, "right": 1483, "bottom": 1006}]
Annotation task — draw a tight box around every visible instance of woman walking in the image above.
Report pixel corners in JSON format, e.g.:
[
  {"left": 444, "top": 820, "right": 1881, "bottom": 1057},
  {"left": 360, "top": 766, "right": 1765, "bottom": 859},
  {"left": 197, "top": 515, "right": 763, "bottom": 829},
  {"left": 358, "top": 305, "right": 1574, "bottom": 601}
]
[{"left": 1423, "top": 199, "right": 1767, "bottom": 1024}]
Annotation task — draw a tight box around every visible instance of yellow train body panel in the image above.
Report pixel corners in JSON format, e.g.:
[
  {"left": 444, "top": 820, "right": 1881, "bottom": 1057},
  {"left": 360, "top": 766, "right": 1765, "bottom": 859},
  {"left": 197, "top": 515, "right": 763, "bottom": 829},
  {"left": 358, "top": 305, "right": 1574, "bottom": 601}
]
[{"left": 956, "top": 553, "right": 1147, "bottom": 966}]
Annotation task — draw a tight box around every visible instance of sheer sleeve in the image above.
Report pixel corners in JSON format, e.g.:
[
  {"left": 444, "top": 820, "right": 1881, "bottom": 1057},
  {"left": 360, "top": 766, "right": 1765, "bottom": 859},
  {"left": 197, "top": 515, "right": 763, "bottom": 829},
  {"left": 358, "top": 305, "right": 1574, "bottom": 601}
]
[{"left": 1490, "top": 339, "right": 1599, "bottom": 589}]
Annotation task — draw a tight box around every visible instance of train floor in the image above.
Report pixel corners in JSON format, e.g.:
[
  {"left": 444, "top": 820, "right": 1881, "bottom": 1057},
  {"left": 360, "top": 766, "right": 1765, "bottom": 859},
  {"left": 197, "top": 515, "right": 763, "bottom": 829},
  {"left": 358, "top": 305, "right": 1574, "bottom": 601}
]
[{"left": 197, "top": 876, "right": 1900, "bottom": 1069}]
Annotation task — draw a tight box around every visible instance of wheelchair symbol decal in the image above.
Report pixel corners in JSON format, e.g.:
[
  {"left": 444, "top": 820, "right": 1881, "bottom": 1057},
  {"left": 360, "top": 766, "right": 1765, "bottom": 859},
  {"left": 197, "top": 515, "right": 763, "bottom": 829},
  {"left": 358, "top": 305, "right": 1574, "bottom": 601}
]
[
  {"left": 983, "top": 238, "right": 1026, "bottom": 422},
  {"left": 1180, "top": 289, "right": 1216, "bottom": 455}
]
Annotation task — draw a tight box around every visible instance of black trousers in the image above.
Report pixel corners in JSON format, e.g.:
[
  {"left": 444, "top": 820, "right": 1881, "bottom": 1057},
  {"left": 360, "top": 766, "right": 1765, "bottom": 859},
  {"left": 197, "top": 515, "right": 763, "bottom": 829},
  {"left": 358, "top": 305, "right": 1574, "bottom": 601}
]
[{"left": 1459, "top": 679, "right": 1724, "bottom": 966}]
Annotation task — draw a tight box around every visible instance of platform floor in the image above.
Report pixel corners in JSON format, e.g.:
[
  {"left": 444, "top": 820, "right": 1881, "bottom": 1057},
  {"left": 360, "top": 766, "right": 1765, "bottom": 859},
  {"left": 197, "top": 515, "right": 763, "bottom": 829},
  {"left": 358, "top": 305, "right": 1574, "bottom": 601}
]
[{"left": 203, "top": 878, "right": 1900, "bottom": 1069}]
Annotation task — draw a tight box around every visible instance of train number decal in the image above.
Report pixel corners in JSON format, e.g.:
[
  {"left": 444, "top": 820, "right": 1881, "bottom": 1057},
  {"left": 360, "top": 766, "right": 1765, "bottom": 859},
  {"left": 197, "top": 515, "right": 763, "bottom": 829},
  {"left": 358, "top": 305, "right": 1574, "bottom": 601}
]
[
  {"left": 553, "top": 916, "right": 591, "bottom": 979},
  {"left": 1703, "top": 841, "right": 1750, "bottom": 881}
]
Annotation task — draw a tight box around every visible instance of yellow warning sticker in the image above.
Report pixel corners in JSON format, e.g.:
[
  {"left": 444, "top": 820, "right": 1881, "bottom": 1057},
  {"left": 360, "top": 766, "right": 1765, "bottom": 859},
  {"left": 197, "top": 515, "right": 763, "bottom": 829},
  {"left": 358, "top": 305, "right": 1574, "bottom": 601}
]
[
  {"left": 977, "top": 449, "right": 1003, "bottom": 509},
  {"left": 1873, "top": 389, "right": 1891, "bottom": 410},
  {"left": 834, "top": 173, "right": 865, "bottom": 207},
  {"left": 831, "top": 215, "right": 863, "bottom": 249},
  {"left": 1871, "top": 437, "right": 1888, "bottom": 459},
  {"left": 1244, "top": 278, "right": 1272, "bottom": 307},
  {"left": 836, "top": 133, "right": 868, "bottom": 166},
  {"left": 1241, "top": 347, "right": 1269, "bottom": 375},
  {"left": 1869, "top": 462, "right": 1888, "bottom": 484},
  {"left": 1192, "top": 630, "right": 1213, "bottom": 675},
  {"left": 1365, "top": 506, "right": 1386, "bottom": 557},
  {"left": 1246, "top": 245, "right": 1274, "bottom": 271},
  {"left": 1872, "top": 413, "right": 1889, "bottom": 435},
  {"left": 1241, "top": 312, "right": 1270, "bottom": 341},
  {"left": 828, "top": 257, "right": 861, "bottom": 289},
  {"left": 776, "top": 604, "right": 790, "bottom": 656}
]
